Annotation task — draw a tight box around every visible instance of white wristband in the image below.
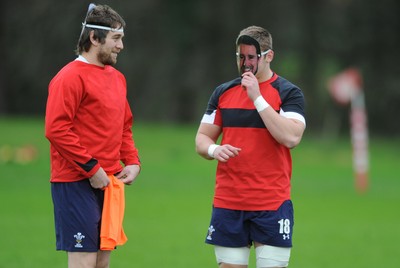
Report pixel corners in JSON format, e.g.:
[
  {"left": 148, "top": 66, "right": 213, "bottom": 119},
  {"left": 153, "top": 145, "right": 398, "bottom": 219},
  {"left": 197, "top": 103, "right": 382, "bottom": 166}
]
[
  {"left": 207, "top": 144, "right": 220, "bottom": 158},
  {"left": 254, "top": 96, "right": 270, "bottom": 112}
]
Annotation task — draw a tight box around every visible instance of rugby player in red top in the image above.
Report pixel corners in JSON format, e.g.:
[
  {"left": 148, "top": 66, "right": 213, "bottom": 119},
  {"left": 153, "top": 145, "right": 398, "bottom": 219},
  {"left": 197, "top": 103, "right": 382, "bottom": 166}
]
[
  {"left": 45, "top": 4, "right": 140, "bottom": 268},
  {"left": 195, "top": 26, "right": 306, "bottom": 268}
]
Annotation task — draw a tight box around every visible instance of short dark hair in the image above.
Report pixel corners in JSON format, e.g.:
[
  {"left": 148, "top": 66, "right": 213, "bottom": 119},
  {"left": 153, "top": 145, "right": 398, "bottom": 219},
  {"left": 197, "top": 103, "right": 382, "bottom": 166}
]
[{"left": 75, "top": 4, "right": 126, "bottom": 55}]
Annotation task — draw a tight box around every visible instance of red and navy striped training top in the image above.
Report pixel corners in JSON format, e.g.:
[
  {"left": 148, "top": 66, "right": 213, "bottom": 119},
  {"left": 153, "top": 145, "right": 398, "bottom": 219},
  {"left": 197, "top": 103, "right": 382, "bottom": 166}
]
[{"left": 201, "top": 73, "right": 305, "bottom": 211}]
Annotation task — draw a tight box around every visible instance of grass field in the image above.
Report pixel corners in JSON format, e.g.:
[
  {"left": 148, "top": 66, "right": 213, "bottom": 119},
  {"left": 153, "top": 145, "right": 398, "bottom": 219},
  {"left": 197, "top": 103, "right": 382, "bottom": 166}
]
[{"left": 0, "top": 117, "right": 399, "bottom": 267}]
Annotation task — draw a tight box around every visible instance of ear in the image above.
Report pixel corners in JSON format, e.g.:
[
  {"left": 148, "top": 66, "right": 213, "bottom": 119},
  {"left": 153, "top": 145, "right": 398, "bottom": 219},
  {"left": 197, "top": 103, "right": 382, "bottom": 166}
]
[
  {"left": 266, "top": 50, "right": 274, "bottom": 63},
  {"left": 89, "top": 31, "right": 100, "bottom": 47}
]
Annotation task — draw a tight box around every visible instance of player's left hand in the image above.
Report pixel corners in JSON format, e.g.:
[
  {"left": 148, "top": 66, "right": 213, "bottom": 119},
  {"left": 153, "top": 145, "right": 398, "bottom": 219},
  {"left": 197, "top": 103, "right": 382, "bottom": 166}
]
[
  {"left": 116, "top": 164, "right": 141, "bottom": 185},
  {"left": 241, "top": 71, "right": 261, "bottom": 101}
]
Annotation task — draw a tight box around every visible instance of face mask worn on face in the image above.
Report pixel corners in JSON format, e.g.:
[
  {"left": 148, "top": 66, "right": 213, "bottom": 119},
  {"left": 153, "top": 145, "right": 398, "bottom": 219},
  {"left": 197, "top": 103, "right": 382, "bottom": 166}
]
[{"left": 236, "top": 35, "right": 270, "bottom": 76}]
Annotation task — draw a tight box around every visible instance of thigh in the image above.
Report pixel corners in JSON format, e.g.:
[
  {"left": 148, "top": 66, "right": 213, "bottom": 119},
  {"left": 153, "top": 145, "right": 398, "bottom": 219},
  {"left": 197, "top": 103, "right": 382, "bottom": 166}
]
[
  {"left": 250, "top": 200, "right": 294, "bottom": 247},
  {"left": 205, "top": 207, "right": 250, "bottom": 247},
  {"left": 254, "top": 244, "right": 291, "bottom": 268},
  {"left": 214, "top": 246, "right": 250, "bottom": 267},
  {"left": 52, "top": 180, "right": 104, "bottom": 252},
  {"left": 96, "top": 250, "right": 111, "bottom": 268},
  {"left": 68, "top": 252, "right": 97, "bottom": 268}
]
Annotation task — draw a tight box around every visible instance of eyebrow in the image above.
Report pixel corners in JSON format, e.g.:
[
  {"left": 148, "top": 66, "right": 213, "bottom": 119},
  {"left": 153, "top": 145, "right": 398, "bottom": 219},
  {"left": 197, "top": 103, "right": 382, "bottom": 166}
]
[{"left": 110, "top": 32, "right": 124, "bottom": 38}]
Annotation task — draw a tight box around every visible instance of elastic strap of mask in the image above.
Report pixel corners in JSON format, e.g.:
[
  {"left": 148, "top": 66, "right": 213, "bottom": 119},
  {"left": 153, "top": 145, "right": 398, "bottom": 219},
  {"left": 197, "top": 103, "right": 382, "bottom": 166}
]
[{"left": 82, "top": 23, "right": 124, "bottom": 33}]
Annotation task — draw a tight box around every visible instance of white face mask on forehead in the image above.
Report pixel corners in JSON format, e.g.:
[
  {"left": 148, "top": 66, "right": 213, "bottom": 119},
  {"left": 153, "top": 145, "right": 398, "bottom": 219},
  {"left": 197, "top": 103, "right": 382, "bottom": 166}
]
[
  {"left": 82, "top": 23, "right": 124, "bottom": 33},
  {"left": 79, "top": 3, "right": 124, "bottom": 38}
]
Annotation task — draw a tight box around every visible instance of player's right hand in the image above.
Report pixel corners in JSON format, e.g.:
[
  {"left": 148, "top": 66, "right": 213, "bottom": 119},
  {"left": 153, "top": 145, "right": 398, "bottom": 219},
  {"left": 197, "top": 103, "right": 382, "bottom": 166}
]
[
  {"left": 89, "top": 167, "right": 110, "bottom": 189},
  {"left": 213, "top": 144, "right": 241, "bottom": 162}
]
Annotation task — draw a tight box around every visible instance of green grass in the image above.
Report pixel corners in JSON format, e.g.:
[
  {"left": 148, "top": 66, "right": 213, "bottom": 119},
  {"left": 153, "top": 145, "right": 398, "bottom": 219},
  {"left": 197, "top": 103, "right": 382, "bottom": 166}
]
[{"left": 0, "top": 117, "right": 399, "bottom": 267}]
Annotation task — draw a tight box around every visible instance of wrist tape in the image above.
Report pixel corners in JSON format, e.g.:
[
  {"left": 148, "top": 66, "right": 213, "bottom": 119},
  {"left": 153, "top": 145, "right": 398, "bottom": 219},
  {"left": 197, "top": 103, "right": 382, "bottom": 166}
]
[
  {"left": 207, "top": 144, "right": 220, "bottom": 158},
  {"left": 254, "top": 96, "right": 270, "bottom": 112}
]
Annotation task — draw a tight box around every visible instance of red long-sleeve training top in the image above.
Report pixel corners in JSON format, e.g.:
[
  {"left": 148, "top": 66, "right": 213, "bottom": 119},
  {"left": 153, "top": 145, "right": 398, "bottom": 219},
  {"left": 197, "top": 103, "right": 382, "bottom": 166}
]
[{"left": 45, "top": 60, "right": 140, "bottom": 182}]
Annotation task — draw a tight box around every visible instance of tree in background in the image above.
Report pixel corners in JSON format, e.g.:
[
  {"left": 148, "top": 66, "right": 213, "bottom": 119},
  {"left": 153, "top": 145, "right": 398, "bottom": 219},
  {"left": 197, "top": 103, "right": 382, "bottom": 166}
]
[{"left": 0, "top": 0, "right": 399, "bottom": 136}]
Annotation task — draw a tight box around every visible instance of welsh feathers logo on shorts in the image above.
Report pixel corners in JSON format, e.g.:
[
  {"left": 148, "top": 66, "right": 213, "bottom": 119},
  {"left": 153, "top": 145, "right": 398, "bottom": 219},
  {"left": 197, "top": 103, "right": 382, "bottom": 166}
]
[
  {"left": 207, "top": 225, "right": 215, "bottom": 240},
  {"left": 74, "top": 232, "right": 85, "bottom": 248}
]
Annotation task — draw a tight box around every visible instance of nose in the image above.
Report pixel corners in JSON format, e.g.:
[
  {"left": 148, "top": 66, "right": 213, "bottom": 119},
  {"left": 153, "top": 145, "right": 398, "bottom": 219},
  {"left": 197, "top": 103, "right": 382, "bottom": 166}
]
[
  {"left": 116, "top": 39, "right": 124, "bottom": 50},
  {"left": 243, "top": 56, "right": 252, "bottom": 66},
  {"left": 241, "top": 56, "right": 255, "bottom": 68}
]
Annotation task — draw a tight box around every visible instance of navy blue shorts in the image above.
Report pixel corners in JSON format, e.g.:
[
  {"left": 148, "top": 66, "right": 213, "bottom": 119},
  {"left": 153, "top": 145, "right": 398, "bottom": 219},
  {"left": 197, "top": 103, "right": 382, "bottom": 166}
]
[
  {"left": 205, "top": 200, "right": 294, "bottom": 248},
  {"left": 51, "top": 180, "right": 104, "bottom": 252}
]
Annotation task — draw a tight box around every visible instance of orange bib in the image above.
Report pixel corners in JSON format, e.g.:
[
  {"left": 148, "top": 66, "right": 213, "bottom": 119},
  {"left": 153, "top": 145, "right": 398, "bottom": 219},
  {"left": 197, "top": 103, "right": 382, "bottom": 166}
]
[{"left": 100, "top": 175, "right": 128, "bottom": 250}]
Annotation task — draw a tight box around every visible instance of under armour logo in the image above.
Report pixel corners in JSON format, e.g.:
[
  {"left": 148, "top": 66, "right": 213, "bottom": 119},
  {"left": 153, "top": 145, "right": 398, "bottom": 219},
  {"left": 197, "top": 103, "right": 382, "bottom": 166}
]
[{"left": 283, "top": 234, "right": 290, "bottom": 240}]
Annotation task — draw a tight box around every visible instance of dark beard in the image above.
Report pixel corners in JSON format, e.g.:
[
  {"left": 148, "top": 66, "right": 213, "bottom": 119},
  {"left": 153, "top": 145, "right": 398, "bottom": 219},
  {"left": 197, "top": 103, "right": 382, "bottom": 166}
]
[{"left": 98, "top": 50, "right": 116, "bottom": 66}]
